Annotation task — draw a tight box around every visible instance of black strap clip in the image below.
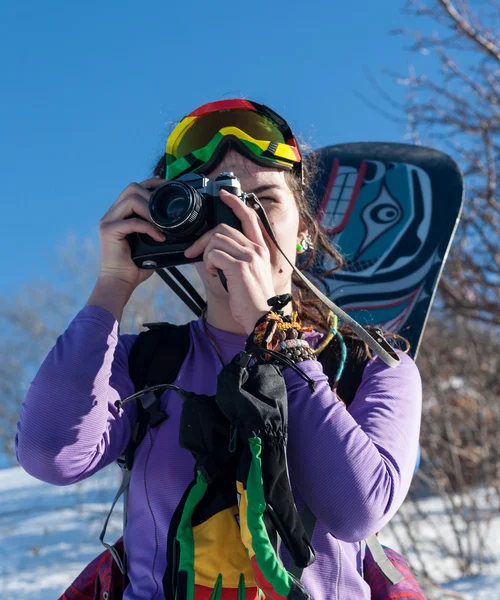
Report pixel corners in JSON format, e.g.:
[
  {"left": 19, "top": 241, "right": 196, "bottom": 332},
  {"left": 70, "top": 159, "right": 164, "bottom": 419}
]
[{"left": 267, "top": 293, "right": 293, "bottom": 312}]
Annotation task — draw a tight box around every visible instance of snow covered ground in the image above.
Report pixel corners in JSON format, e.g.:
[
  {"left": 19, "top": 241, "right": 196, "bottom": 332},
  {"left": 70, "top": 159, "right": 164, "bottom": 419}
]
[{"left": 1, "top": 464, "right": 499, "bottom": 599}]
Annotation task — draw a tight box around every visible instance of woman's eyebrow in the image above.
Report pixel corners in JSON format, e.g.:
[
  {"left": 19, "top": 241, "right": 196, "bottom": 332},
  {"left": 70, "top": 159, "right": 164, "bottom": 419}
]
[{"left": 249, "top": 184, "right": 282, "bottom": 195}]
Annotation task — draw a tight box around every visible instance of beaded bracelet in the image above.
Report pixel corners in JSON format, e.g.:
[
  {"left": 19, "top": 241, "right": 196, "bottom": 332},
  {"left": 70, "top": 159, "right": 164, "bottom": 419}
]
[{"left": 246, "top": 296, "right": 317, "bottom": 363}]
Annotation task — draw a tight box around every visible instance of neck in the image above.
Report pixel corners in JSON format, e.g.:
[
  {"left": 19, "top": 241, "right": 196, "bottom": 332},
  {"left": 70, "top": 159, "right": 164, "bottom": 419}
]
[{"left": 204, "top": 295, "right": 247, "bottom": 336}]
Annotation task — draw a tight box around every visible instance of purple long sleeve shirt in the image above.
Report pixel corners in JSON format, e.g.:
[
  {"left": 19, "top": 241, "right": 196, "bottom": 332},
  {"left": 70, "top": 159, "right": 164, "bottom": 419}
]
[{"left": 16, "top": 306, "right": 422, "bottom": 599}]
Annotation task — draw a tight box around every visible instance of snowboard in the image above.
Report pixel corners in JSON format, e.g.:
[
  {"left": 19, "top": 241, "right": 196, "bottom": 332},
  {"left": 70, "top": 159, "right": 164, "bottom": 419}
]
[{"left": 305, "top": 142, "right": 464, "bottom": 357}]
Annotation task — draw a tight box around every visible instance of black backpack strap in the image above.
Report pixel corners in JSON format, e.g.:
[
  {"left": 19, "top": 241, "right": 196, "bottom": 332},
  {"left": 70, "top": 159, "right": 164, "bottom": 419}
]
[
  {"left": 128, "top": 322, "right": 192, "bottom": 391},
  {"left": 102, "top": 322, "right": 192, "bottom": 569},
  {"left": 117, "top": 322, "right": 192, "bottom": 471}
]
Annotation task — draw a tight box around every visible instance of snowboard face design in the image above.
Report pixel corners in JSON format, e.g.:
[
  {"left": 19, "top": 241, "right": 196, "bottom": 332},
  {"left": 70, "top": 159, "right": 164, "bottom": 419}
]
[{"left": 306, "top": 143, "right": 463, "bottom": 356}]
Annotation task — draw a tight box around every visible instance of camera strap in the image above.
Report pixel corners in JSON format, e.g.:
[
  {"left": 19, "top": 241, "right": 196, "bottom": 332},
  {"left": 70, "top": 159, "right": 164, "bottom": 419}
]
[
  {"left": 153, "top": 195, "right": 399, "bottom": 367},
  {"left": 156, "top": 266, "right": 206, "bottom": 317}
]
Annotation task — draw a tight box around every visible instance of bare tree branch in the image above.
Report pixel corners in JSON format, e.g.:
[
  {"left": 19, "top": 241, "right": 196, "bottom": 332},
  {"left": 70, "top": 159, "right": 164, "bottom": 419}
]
[{"left": 437, "top": 0, "right": 500, "bottom": 61}]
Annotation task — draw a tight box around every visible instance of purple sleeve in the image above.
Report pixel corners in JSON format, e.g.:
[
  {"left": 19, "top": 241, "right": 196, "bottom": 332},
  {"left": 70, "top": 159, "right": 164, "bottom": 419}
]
[
  {"left": 283, "top": 352, "right": 422, "bottom": 542},
  {"left": 15, "top": 306, "right": 138, "bottom": 486}
]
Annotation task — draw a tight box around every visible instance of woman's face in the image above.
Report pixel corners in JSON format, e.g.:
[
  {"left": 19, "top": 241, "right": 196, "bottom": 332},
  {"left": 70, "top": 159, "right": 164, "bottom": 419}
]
[{"left": 198, "top": 149, "right": 305, "bottom": 297}]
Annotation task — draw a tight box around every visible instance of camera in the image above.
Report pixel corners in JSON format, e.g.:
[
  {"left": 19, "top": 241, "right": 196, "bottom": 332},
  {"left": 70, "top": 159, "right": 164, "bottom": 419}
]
[{"left": 128, "top": 172, "right": 250, "bottom": 269}]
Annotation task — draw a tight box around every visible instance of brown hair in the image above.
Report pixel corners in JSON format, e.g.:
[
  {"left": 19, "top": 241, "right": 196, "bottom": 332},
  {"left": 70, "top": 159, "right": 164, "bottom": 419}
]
[{"left": 282, "top": 151, "right": 345, "bottom": 332}]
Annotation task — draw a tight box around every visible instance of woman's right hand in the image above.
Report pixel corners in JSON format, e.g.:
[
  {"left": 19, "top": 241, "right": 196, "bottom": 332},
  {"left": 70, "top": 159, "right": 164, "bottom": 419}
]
[{"left": 97, "top": 177, "right": 167, "bottom": 290}]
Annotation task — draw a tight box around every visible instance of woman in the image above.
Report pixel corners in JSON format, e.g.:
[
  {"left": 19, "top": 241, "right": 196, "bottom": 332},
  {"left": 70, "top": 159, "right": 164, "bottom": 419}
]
[{"left": 15, "top": 99, "right": 422, "bottom": 599}]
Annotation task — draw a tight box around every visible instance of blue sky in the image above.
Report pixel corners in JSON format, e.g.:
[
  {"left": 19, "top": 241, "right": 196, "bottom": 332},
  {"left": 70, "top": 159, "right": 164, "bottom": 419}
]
[{"left": 0, "top": 0, "right": 434, "bottom": 293}]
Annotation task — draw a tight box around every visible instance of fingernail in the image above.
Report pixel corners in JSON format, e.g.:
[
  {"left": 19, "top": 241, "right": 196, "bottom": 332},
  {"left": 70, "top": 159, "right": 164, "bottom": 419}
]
[
  {"left": 184, "top": 246, "right": 194, "bottom": 257},
  {"left": 219, "top": 189, "right": 232, "bottom": 196}
]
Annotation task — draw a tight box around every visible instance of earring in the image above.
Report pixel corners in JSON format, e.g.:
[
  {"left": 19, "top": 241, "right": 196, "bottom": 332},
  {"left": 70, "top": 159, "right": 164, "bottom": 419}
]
[{"left": 297, "top": 235, "right": 313, "bottom": 254}]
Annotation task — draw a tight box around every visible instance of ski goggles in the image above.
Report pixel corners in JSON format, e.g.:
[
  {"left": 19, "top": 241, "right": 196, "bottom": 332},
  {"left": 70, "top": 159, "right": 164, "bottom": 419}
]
[{"left": 165, "top": 99, "right": 302, "bottom": 181}]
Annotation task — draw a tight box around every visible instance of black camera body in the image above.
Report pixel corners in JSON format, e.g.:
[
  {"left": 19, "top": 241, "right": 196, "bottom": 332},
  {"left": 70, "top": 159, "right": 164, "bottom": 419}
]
[{"left": 128, "top": 172, "right": 249, "bottom": 269}]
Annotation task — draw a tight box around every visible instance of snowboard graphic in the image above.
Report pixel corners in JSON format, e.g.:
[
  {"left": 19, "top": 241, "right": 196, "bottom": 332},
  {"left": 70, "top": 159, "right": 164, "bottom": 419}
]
[{"left": 306, "top": 142, "right": 464, "bottom": 357}]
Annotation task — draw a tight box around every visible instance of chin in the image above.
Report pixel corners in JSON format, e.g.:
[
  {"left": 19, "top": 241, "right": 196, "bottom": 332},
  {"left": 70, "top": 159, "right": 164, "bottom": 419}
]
[{"left": 196, "top": 264, "right": 228, "bottom": 298}]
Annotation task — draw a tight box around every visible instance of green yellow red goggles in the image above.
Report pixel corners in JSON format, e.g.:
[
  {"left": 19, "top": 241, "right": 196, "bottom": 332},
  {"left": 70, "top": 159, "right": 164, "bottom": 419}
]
[{"left": 165, "top": 99, "right": 302, "bottom": 181}]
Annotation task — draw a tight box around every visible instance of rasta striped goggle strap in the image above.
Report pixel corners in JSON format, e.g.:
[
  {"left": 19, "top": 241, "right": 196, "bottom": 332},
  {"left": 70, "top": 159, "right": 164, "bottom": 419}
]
[{"left": 165, "top": 98, "right": 302, "bottom": 181}]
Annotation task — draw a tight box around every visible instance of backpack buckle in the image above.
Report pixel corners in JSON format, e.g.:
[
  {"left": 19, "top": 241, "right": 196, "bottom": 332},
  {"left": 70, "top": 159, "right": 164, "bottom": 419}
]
[
  {"left": 234, "top": 351, "right": 252, "bottom": 368},
  {"left": 117, "top": 446, "right": 136, "bottom": 471}
]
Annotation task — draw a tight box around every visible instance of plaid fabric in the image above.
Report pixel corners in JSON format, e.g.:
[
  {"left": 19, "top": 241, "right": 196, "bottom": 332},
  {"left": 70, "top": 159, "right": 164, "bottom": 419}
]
[
  {"left": 59, "top": 538, "right": 427, "bottom": 599},
  {"left": 58, "top": 537, "right": 126, "bottom": 600},
  {"left": 364, "top": 545, "right": 427, "bottom": 600}
]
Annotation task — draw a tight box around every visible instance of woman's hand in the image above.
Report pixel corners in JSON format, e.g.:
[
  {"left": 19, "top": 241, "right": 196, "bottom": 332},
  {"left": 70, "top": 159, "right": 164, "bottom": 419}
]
[
  {"left": 86, "top": 178, "right": 167, "bottom": 321},
  {"left": 97, "top": 178, "right": 166, "bottom": 290},
  {"left": 184, "top": 189, "right": 276, "bottom": 335}
]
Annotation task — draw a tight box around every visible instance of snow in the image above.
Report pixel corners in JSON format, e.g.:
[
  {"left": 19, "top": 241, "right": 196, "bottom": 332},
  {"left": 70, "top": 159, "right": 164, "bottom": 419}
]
[
  {"left": 0, "top": 465, "right": 124, "bottom": 599},
  {"left": 380, "top": 491, "right": 500, "bottom": 600},
  {"left": 1, "top": 465, "right": 499, "bottom": 599}
]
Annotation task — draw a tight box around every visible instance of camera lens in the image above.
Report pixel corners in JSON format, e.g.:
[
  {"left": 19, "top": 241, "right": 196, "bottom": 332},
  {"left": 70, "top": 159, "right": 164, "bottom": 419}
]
[
  {"left": 164, "top": 195, "right": 189, "bottom": 222},
  {"left": 149, "top": 182, "right": 206, "bottom": 237}
]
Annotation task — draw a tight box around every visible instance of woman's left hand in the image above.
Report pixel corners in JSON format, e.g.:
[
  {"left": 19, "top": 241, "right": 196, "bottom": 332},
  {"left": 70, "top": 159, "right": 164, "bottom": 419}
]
[{"left": 184, "top": 189, "right": 275, "bottom": 335}]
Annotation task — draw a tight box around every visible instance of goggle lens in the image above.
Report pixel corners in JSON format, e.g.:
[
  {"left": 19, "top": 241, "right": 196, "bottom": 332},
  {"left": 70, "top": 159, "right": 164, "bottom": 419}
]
[{"left": 174, "top": 109, "right": 287, "bottom": 159}]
